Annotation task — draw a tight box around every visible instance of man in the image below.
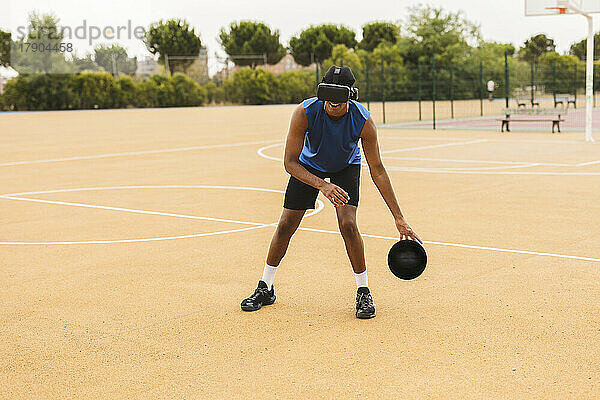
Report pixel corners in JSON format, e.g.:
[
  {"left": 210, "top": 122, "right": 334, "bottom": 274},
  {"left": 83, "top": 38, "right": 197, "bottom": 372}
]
[
  {"left": 487, "top": 79, "right": 495, "bottom": 101},
  {"left": 241, "top": 66, "right": 421, "bottom": 319}
]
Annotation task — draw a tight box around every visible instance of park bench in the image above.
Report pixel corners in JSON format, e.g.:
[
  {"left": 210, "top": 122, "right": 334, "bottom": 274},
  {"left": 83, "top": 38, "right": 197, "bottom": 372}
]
[
  {"left": 516, "top": 95, "right": 540, "bottom": 109},
  {"left": 554, "top": 93, "right": 576, "bottom": 108},
  {"left": 499, "top": 107, "right": 566, "bottom": 133}
]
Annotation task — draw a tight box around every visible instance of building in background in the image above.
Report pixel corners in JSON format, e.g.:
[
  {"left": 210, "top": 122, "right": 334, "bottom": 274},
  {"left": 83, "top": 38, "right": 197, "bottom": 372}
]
[
  {"left": 136, "top": 56, "right": 162, "bottom": 77},
  {"left": 184, "top": 47, "right": 209, "bottom": 84},
  {"left": 214, "top": 52, "right": 315, "bottom": 81}
]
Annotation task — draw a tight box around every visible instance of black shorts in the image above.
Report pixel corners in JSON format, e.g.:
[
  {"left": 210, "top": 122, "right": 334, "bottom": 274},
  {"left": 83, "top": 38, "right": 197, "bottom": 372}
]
[{"left": 284, "top": 162, "right": 361, "bottom": 210}]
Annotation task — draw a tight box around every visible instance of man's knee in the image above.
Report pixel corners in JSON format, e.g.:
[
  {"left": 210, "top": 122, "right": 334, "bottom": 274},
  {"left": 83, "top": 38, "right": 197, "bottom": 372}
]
[
  {"left": 276, "top": 214, "right": 301, "bottom": 237},
  {"left": 339, "top": 217, "right": 359, "bottom": 237}
]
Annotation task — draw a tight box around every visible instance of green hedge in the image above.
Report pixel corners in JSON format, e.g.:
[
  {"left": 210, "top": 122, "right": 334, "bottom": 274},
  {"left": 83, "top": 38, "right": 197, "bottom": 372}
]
[
  {"left": 1, "top": 72, "right": 208, "bottom": 111},
  {"left": 0, "top": 68, "right": 316, "bottom": 111},
  {"left": 222, "top": 69, "right": 315, "bottom": 105}
]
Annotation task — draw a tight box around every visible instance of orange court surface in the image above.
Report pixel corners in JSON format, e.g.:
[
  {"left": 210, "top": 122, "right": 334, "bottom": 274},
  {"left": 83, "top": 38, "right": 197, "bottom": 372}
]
[{"left": 2, "top": 105, "right": 600, "bottom": 399}]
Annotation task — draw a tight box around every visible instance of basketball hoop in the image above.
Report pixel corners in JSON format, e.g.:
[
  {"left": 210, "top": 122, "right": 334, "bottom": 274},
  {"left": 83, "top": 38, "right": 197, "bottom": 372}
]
[{"left": 525, "top": 0, "right": 600, "bottom": 141}]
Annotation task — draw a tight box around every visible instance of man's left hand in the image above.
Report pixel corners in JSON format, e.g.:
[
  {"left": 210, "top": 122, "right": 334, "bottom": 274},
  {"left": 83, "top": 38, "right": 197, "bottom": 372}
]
[{"left": 395, "top": 218, "right": 422, "bottom": 243}]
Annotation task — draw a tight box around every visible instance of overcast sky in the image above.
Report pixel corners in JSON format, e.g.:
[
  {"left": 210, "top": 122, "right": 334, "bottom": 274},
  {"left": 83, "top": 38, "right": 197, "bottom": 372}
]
[{"left": 3, "top": 0, "right": 599, "bottom": 74}]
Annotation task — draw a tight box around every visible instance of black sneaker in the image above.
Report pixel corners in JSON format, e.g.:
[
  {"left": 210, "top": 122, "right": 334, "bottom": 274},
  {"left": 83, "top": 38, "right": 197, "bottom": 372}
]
[
  {"left": 241, "top": 280, "right": 276, "bottom": 311},
  {"left": 355, "top": 287, "right": 376, "bottom": 319}
]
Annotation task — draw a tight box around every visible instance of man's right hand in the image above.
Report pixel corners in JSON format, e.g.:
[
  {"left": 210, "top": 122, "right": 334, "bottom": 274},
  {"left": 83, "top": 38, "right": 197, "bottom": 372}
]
[{"left": 320, "top": 182, "right": 350, "bottom": 207}]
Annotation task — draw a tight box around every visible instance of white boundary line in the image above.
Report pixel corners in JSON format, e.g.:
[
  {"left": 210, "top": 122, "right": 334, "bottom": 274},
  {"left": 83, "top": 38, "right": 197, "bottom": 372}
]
[
  {"left": 411, "top": 163, "right": 540, "bottom": 171},
  {"left": 0, "top": 139, "right": 280, "bottom": 167},
  {"left": 0, "top": 225, "right": 274, "bottom": 245},
  {"left": 379, "top": 139, "right": 489, "bottom": 154},
  {"left": 1, "top": 185, "right": 598, "bottom": 263},
  {"left": 381, "top": 156, "right": 576, "bottom": 167},
  {"left": 577, "top": 160, "right": 600, "bottom": 166},
  {"left": 377, "top": 135, "right": 600, "bottom": 145},
  {"left": 257, "top": 142, "right": 285, "bottom": 162},
  {"left": 0, "top": 186, "right": 324, "bottom": 245},
  {"left": 383, "top": 167, "right": 600, "bottom": 175},
  {"left": 297, "top": 227, "right": 600, "bottom": 263},
  {"left": 257, "top": 142, "right": 600, "bottom": 175}
]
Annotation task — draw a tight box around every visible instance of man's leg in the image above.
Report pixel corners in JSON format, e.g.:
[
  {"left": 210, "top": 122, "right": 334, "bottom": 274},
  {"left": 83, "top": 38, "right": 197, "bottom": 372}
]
[
  {"left": 335, "top": 205, "right": 366, "bottom": 274},
  {"left": 240, "top": 208, "right": 305, "bottom": 312},
  {"left": 266, "top": 208, "right": 306, "bottom": 267},
  {"left": 336, "top": 205, "right": 375, "bottom": 319}
]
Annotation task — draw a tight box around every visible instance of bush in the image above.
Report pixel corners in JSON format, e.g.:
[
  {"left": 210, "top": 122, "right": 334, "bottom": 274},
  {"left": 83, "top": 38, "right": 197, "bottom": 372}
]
[
  {"left": 0, "top": 68, "right": 317, "bottom": 110},
  {"left": 74, "top": 72, "right": 121, "bottom": 109},
  {"left": 276, "top": 70, "right": 315, "bottom": 104},
  {"left": 172, "top": 73, "right": 207, "bottom": 106},
  {"left": 3, "top": 74, "right": 78, "bottom": 110},
  {"left": 0, "top": 72, "right": 212, "bottom": 111},
  {"left": 205, "top": 81, "right": 225, "bottom": 104},
  {"left": 224, "top": 68, "right": 279, "bottom": 104},
  {"left": 117, "top": 75, "right": 137, "bottom": 107}
]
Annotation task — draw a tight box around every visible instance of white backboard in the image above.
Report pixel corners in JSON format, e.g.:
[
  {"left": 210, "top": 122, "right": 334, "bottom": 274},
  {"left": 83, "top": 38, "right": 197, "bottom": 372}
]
[{"left": 525, "top": 0, "right": 600, "bottom": 15}]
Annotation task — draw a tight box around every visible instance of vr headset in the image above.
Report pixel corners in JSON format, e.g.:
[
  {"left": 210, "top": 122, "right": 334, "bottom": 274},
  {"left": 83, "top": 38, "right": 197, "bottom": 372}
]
[
  {"left": 317, "top": 66, "right": 358, "bottom": 103},
  {"left": 317, "top": 83, "right": 359, "bottom": 103}
]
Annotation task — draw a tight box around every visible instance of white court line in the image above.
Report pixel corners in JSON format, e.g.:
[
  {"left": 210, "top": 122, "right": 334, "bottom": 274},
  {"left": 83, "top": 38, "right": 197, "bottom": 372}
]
[
  {"left": 258, "top": 139, "right": 489, "bottom": 162},
  {"left": 380, "top": 139, "right": 489, "bottom": 154},
  {"left": 257, "top": 142, "right": 285, "bottom": 162},
  {"left": 383, "top": 166, "right": 600, "bottom": 175},
  {"left": 381, "top": 156, "right": 575, "bottom": 167},
  {"left": 257, "top": 142, "right": 600, "bottom": 174},
  {"left": 0, "top": 225, "right": 274, "bottom": 245},
  {"left": 2, "top": 185, "right": 292, "bottom": 198},
  {"left": 0, "top": 185, "right": 324, "bottom": 245},
  {"left": 577, "top": 160, "right": 600, "bottom": 166},
  {"left": 419, "top": 163, "right": 540, "bottom": 171},
  {"left": 378, "top": 134, "right": 600, "bottom": 146},
  {"left": 294, "top": 227, "right": 600, "bottom": 263},
  {"left": 1, "top": 185, "right": 598, "bottom": 262},
  {"left": 0, "top": 195, "right": 266, "bottom": 226},
  {"left": 0, "top": 139, "right": 280, "bottom": 167}
]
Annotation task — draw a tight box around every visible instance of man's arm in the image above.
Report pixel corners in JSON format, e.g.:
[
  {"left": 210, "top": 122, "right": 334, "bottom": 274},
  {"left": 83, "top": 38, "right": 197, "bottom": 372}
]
[
  {"left": 360, "top": 117, "right": 422, "bottom": 243},
  {"left": 283, "top": 104, "right": 349, "bottom": 207}
]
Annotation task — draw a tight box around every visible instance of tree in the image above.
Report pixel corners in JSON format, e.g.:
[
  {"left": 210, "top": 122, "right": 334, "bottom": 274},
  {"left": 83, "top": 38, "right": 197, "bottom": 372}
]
[
  {"left": 358, "top": 22, "right": 400, "bottom": 52},
  {"left": 94, "top": 44, "right": 138, "bottom": 75},
  {"left": 0, "top": 29, "right": 10, "bottom": 67},
  {"left": 219, "top": 21, "right": 285, "bottom": 66},
  {"left": 356, "top": 42, "right": 408, "bottom": 101},
  {"left": 323, "top": 44, "right": 363, "bottom": 83},
  {"left": 144, "top": 19, "right": 202, "bottom": 75},
  {"left": 402, "top": 5, "right": 481, "bottom": 65},
  {"left": 289, "top": 24, "right": 357, "bottom": 66},
  {"left": 537, "top": 52, "right": 583, "bottom": 94},
  {"left": 10, "top": 12, "right": 72, "bottom": 74},
  {"left": 569, "top": 32, "right": 600, "bottom": 61},
  {"left": 72, "top": 54, "right": 99, "bottom": 72},
  {"left": 519, "top": 34, "right": 556, "bottom": 64}
]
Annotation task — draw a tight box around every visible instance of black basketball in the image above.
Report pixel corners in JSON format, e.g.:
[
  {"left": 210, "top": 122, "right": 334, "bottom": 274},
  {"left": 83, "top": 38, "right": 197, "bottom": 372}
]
[{"left": 387, "top": 240, "right": 428, "bottom": 280}]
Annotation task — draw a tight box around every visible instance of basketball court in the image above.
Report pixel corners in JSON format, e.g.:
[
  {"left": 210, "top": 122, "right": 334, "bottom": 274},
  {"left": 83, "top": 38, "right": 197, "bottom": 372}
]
[
  {"left": 385, "top": 106, "right": 600, "bottom": 131},
  {"left": 2, "top": 105, "right": 600, "bottom": 398}
]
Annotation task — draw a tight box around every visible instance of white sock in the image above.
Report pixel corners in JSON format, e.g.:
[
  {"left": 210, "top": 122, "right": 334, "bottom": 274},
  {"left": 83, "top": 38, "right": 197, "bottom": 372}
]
[
  {"left": 354, "top": 270, "right": 368, "bottom": 289},
  {"left": 261, "top": 263, "right": 278, "bottom": 290}
]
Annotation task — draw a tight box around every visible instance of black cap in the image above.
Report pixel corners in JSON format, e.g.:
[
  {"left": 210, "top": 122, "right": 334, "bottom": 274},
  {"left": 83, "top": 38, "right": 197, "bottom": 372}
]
[{"left": 322, "top": 66, "right": 355, "bottom": 88}]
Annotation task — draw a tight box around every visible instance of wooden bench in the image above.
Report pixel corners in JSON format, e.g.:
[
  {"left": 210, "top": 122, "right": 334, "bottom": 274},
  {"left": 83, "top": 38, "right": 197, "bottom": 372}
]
[
  {"left": 516, "top": 95, "right": 540, "bottom": 109},
  {"left": 499, "top": 108, "right": 566, "bottom": 133},
  {"left": 554, "top": 93, "right": 576, "bottom": 108}
]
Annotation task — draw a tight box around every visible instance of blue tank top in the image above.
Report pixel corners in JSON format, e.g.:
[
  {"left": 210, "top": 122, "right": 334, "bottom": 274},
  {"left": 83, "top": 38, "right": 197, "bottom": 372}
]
[{"left": 299, "top": 97, "right": 370, "bottom": 173}]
